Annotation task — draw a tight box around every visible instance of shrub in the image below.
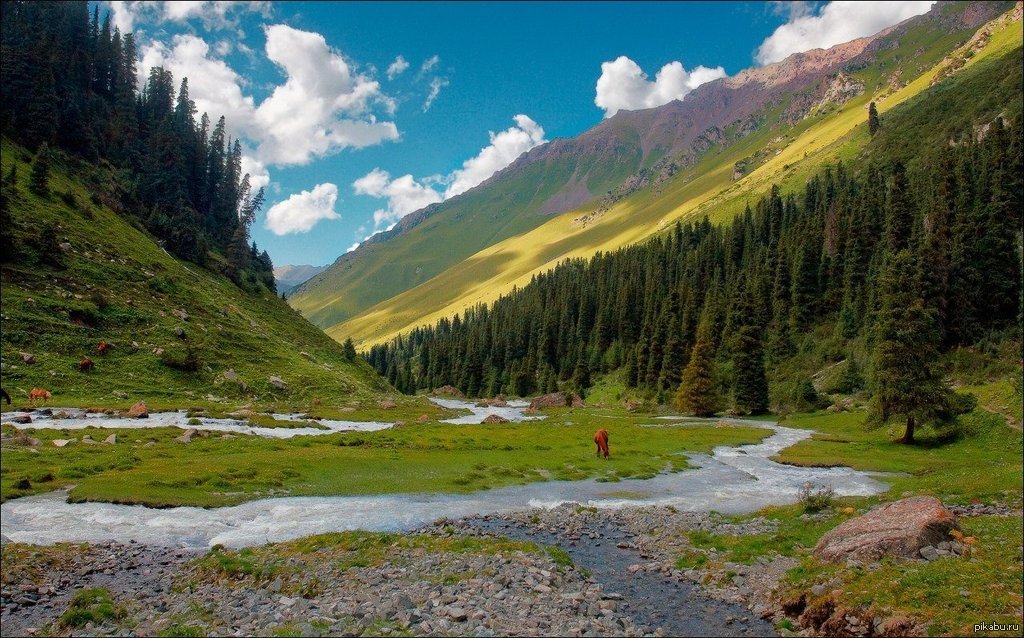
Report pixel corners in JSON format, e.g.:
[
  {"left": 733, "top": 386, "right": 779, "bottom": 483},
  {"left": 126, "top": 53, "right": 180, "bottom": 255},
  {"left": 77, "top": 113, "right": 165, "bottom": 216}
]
[
  {"left": 59, "top": 587, "right": 124, "bottom": 628},
  {"left": 67, "top": 302, "right": 101, "bottom": 327},
  {"left": 797, "top": 482, "right": 835, "bottom": 513},
  {"left": 159, "top": 344, "right": 202, "bottom": 372},
  {"left": 59, "top": 190, "right": 78, "bottom": 209}
]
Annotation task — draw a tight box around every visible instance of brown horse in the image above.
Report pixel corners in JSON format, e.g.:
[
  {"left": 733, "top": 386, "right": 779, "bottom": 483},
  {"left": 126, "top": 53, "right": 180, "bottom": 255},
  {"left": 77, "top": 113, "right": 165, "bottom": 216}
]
[
  {"left": 29, "top": 388, "right": 52, "bottom": 403},
  {"left": 79, "top": 358, "right": 95, "bottom": 372},
  {"left": 593, "top": 429, "right": 610, "bottom": 459},
  {"left": 97, "top": 340, "right": 110, "bottom": 356}
]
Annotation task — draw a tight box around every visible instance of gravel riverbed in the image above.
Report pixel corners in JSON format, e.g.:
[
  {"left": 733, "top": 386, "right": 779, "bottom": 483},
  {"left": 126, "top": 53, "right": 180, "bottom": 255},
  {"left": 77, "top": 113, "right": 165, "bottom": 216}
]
[{"left": 1, "top": 505, "right": 792, "bottom": 637}]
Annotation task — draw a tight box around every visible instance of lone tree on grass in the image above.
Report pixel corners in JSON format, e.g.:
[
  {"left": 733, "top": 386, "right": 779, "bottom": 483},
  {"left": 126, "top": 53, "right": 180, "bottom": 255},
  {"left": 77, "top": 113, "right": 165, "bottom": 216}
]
[
  {"left": 868, "top": 102, "right": 880, "bottom": 136},
  {"left": 30, "top": 143, "right": 51, "bottom": 196},
  {"left": 870, "top": 250, "right": 950, "bottom": 444},
  {"left": 342, "top": 337, "right": 357, "bottom": 361}
]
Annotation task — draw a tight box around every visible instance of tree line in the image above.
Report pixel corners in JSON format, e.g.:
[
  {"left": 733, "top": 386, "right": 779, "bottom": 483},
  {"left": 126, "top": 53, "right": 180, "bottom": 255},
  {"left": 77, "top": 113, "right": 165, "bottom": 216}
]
[
  {"left": 0, "top": 1, "right": 274, "bottom": 292},
  {"left": 367, "top": 115, "right": 1022, "bottom": 440}
]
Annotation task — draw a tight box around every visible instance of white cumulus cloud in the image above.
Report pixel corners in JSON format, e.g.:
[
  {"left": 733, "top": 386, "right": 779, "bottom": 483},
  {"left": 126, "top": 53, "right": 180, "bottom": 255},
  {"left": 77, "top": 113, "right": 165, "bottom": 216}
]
[
  {"left": 254, "top": 24, "right": 399, "bottom": 166},
  {"left": 137, "top": 24, "right": 400, "bottom": 197},
  {"left": 387, "top": 55, "right": 410, "bottom": 80},
  {"left": 594, "top": 56, "right": 727, "bottom": 118},
  {"left": 351, "top": 115, "right": 547, "bottom": 239},
  {"left": 162, "top": 1, "right": 271, "bottom": 28},
  {"left": 138, "top": 34, "right": 256, "bottom": 133},
  {"left": 104, "top": 1, "right": 269, "bottom": 33},
  {"left": 354, "top": 169, "right": 444, "bottom": 230},
  {"left": 444, "top": 115, "right": 545, "bottom": 198},
  {"left": 265, "top": 183, "right": 341, "bottom": 235},
  {"left": 755, "top": 1, "right": 936, "bottom": 65}
]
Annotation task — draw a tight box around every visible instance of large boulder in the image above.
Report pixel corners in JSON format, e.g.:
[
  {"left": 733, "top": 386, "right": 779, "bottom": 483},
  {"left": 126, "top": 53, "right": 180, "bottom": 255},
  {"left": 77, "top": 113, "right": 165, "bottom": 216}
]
[
  {"left": 528, "top": 392, "right": 584, "bottom": 410},
  {"left": 127, "top": 401, "right": 149, "bottom": 418},
  {"left": 269, "top": 376, "right": 287, "bottom": 391},
  {"left": 813, "top": 496, "right": 958, "bottom": 563},
  {"left": 482, "top": 414, "right": 510, "bottom": 424}
]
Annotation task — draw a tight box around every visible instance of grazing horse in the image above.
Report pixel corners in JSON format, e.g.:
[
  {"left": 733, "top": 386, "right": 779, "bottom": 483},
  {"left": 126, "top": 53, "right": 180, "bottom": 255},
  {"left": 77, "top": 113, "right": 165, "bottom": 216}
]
[
  {"left": 593, "top": 429, "right": 610, "bottom": 459},
  {"left": 79, "top": 358, "right": 95, "bottom": 372},
  {"left": 97, "top": 340, "right": 110, "bottom": 356},
  {"left": 29, "top": 388, "right": 52, "bottom": 403}
]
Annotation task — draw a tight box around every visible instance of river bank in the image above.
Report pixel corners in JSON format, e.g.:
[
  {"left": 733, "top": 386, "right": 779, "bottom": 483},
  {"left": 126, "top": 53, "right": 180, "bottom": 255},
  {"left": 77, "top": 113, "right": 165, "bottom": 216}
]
[{"left": 1, "top": 505, "right": 784, "bottom": 637}]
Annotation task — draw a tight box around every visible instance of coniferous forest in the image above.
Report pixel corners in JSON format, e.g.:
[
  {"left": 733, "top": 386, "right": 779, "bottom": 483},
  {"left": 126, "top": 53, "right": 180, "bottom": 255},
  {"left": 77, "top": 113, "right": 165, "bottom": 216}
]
[
  {"left": 0, "top": 1, "right": 274, "bottom": 291},
  {"left": 369, "top": 116, "right": 1022, "bottom": 437}
]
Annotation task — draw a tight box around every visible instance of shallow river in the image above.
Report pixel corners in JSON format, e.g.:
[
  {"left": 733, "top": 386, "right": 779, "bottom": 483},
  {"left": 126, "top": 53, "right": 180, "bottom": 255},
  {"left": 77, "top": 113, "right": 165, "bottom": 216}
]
[
  {"left": 1, "top": 408, "right": 393, "bottom": 438},
  {"left": 0, "top": 402, "right": 887, "bottom": 548}
]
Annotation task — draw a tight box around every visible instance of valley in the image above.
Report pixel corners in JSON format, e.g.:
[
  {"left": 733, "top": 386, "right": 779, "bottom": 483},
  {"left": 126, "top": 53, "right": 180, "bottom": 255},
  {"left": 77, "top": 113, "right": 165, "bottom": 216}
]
[{"left": 2, "top": 1, "right": 1022, "bottom": 637}]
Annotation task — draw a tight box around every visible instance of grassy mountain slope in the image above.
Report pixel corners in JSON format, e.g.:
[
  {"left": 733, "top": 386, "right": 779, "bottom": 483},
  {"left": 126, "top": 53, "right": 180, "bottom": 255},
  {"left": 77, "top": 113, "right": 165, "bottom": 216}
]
[
  {"left": 327, "top": 3, "right": 1022, "bottom": 347},
  {"left": 0, "top": 141, "right": 422, "bottom": 415}
]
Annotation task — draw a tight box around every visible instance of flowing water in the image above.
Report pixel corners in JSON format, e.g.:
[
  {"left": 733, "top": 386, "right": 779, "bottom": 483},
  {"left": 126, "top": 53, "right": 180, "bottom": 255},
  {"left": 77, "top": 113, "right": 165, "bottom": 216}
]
[
  {"left": 431, "top": 397, "right": 546, "bottom": 424},
  {"left": 0, "top": 401, "right": 887, "bottom": 548},
  {"left": 1, "top": 408, "right": 393, "bottom": 438}
]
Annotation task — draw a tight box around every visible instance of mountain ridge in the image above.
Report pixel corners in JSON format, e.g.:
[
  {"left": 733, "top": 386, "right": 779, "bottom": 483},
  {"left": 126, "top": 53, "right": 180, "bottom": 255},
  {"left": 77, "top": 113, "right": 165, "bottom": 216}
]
[{"left": 291, "top": 1, "right": 1016, "bottom": 343}]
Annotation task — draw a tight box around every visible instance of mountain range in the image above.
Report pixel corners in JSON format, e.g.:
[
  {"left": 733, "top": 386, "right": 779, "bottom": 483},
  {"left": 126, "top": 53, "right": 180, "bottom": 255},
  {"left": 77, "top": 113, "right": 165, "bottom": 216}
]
[{"left": 288, "top": 0, "right": 1020, "bottom": 347}]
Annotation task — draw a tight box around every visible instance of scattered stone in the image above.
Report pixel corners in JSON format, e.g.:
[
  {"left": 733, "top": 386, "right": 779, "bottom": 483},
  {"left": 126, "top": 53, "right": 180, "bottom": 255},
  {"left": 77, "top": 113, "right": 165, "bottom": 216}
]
[
  {"left": 446, "top": 607, "right": 468, "bottom": 622},
  {"left": 104, "top": 434, "right": 117, "bottom": 444},
  {"left": 431, "top": 385, "right": 465, "bottom": 398},
  {"left": 528, "top": 392, "right": 584, "bottom": 410},
  {"left": 378, "top": 399, "right": 398, "bottom": 409},
  {"left": 481, "top": 414, "right": 510, "bottom": 424},
  {"left": 222, "top": 368, "right": 239, "bottom": 382},
  {"left": 417, "top": 414, "right": 431, "bottom": 422},
  {"left": 20, "top": 352, "right": 36, "bottom": 364},
  {"left": 813, "top": 496, "right": 958, "bottom": 563},
  {"left": 127, "top": 402, "right": 149, "bottom": 418},
  {"left": 176, "top": 428, "right": 198, "bottom": 444},
  {"left": 269, "top": 376, "right": 288, "bottom": 391},
  {"left": 11, "top": 415, "right": 32, "bottom": 424},
  {"left": 52, "top": 439, "right": 75, "bottom": 448},
  {"left": 172, "top": 309, "right": 189, "bottom": 321},
  {"left": 174, "top": 327, "right": 186, "bottom": 340}
]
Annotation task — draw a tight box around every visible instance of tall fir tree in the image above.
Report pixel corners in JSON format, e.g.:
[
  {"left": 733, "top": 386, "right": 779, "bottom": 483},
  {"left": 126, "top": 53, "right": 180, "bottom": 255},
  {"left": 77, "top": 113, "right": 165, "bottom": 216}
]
[
  {"left": 29, "top": 142, "right": 51, "bottom": 196},
  {"left": 870, "top": 250, "right": 950, "bottom": 444},
  {"left": 868, "top": 101, "right": 880, "bottom": 136},
  {"left": 673, "top": 304, "right": 719, "bottom": 417}
]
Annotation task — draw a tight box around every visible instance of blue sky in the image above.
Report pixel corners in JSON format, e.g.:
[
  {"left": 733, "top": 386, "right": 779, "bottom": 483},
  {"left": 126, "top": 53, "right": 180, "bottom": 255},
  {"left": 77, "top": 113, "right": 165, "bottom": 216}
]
[{"left": 106, "top": 1, "right": 934, "bottom": 267}]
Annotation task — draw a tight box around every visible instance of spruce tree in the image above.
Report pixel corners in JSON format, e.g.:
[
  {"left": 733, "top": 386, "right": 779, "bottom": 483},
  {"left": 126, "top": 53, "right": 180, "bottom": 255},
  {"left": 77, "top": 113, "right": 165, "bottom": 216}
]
[
  {"left": 673, "top": 308, "right": 718, "bottom": 417},
  {"left": 29, "top": 143, "right": 51, "bottom": 196},
  {"left": 870, "top": 250, "right": 949, "bottom": 444},
  {"left": 868, "top": 102, "right": 880, "bottom": 136},
  {"left": 733, "top": 322, "right": 769, "bottom": 415}
]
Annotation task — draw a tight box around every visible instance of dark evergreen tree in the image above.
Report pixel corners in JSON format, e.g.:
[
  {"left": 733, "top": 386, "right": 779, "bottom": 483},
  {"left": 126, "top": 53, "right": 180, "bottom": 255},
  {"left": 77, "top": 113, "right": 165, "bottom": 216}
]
[
  {"left": 870, "top": 250, "right": 949, "bottom": 444},
  {"left": 868, "top": 101, "right": 880, "bottom": 136},
  {"left": 732, "top": 323, "right": 769, "bottom": 415},
  {"left": 673, "top": 306, "right": 718, "bottom": 416},
  {"left": 29, "top": 142, "right": 50, "bottom": 195},
  {"left": 343, "top": 337, "right": 357, "bottom": 361}
]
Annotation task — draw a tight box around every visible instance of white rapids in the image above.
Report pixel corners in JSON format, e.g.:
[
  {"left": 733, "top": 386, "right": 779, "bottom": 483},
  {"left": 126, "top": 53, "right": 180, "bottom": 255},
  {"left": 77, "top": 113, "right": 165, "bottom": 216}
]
[
  {"left": 0, "top": 403, "right": 888, "bottom": 549},
  {"left": 431, "top": 398, "right": 546, "bottom": 424},
  {"left": 1, "top": 408, "right": 394, "bottom": 438}
]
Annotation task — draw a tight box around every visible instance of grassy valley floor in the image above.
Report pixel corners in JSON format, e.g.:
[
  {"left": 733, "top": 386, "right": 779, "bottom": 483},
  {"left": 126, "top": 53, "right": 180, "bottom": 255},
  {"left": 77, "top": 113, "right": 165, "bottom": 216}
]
[
  {"left": 0, "top": 406, "right": 768, "bottom": 506},
  {"left": 1, "top": 392, "right": 1021, "bottom": 636}
]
